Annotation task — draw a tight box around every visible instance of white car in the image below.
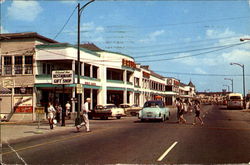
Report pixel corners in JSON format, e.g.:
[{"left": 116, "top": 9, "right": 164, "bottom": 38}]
[{"left": 92, "top": 104, "right": 125, "bottom": 119}]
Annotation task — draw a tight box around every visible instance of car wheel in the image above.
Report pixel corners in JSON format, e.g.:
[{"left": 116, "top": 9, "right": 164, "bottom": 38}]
[
  {"left": 141, "top": 119, "right": 145, "bottom": 122},
  {"left": 116, "top": 116, "right": 121, "bottom": 119}
]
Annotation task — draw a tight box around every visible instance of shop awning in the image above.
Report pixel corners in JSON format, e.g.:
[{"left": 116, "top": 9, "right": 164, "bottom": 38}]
[
  {"left": 34, "top": 84, "right": 75, "bottom": 88},
  {"left": 107, "top": 87, "right": 125, "bottom": 91},
  {"left": 83, "top": 85, "right": 101, "bottom": 90}
]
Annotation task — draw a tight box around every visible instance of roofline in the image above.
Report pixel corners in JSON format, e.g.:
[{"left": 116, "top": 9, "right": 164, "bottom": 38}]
[
  {"left": 95, "top": 50, "right": 134, "bottom": 60},
  {"left": 36, "top": 43, "right": 100, "bottom": 57},
  {"left": 0, "top": 32, "right": 58, "bottom": 43}
]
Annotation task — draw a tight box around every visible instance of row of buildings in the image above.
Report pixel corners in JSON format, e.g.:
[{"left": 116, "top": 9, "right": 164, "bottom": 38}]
[{"left": 0, "top": 32, "right": 196, "bottom": 121}]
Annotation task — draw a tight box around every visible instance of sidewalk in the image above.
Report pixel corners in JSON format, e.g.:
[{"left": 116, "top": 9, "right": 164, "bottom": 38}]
[{"left": 1, "top": 119, "right": 77, "bottom": 142}]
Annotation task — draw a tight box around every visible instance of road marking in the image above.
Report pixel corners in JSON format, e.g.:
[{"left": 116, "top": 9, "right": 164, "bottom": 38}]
[
  {"left": 157, "top": 141, "right": 178, "bottom": 162},
  {"left": 6, "top": 141, "right": 27, "bottom": 165}
]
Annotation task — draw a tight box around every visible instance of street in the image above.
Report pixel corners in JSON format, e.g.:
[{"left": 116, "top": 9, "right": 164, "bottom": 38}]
[{"left": 2, "top": 105, "right": 250, "bottom": 164}]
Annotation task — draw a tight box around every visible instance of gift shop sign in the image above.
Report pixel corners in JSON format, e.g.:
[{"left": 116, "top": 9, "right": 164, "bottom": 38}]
[{"left": 52, "top": 70, "right": 74, "bottom": 84}]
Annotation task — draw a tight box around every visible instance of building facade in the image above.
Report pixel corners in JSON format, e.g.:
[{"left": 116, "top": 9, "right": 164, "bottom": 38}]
[{"left": 0, "top": 32, "right": 196, "bottom": 121}]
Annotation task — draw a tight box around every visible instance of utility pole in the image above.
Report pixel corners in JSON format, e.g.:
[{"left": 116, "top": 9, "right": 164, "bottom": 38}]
[{"left": 75, "top": 1, "right": 95, "bottom": 126}]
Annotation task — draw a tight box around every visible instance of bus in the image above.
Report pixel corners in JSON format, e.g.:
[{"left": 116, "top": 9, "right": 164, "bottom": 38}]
[{"left": 227, "top": 93, "right": 244, "bottom": 110}]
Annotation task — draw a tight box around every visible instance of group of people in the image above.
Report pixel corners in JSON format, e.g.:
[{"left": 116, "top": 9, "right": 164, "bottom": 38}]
[
  {"left": 175, "top": 98, "right": 204, "bottom": 125},
  {"left": 46, "top": 98, "right": 91, "bottom": 132}
]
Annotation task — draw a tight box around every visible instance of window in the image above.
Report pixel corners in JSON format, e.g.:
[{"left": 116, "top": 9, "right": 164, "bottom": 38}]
[
  {"left": 24, "top": 56, "right": 33, "bottom": 74},
  {"left": 92, "top": 65, "right": 98, "bottom": 79},
  {"left": 84, "top": 63, "right": 91, "bottom": 77},
  {"left": 134, "top": 77, "right": 140, "bottom": 87},
  {"left": 14, "top": 87, "right": 33, "bottom": 94},
  {"left": 14, "top": 56, "right": 23, "bottom": 74},
  {"left": 42, "top": 63, "right": 46, "bottom": 74},
  {"left": 4, "top": 56, "right": 12, "bottom": 75}
]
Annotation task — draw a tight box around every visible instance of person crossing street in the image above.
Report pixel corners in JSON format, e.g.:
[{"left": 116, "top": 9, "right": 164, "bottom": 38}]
[{"left": 76, "top": 98, "right": 91, "bottom": 132}]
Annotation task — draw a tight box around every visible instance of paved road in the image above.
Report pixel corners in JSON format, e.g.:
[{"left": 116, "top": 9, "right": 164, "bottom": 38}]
[{"left": 2, "top": 105, "right": 250, "bottom": 164}]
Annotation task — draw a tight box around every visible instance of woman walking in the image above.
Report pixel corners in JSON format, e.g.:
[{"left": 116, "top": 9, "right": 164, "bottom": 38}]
[
  {"left": 193, "top": 100, "right": 204, "bottom": 125},
  {"left": 47, "top": 102, "right": 56, "bottom": 129},
  {"left": 178, "top": 99, "right": 187, "bottom": 124}
]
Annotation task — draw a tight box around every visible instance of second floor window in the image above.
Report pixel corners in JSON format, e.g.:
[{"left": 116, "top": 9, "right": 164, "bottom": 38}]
[
  {"left": 15, "top": 56, "right": 23, "bottom": 74},
  {"left": 4, "top": 56, "right": 12, "bottom": 75},
  {"left": 24, "top": 56, "right": 33, "bottom": 74}
]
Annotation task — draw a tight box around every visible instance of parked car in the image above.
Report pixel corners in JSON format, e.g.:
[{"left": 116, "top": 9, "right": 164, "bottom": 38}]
[
  {"left": 119, "top": 103, "right": 142, "bottom": 116},
  {"left": 89, "top": 104, "right": 125, "bottom": 119},
  {"left": 138, "top": 100, "right": 170, "bottom": 122}
]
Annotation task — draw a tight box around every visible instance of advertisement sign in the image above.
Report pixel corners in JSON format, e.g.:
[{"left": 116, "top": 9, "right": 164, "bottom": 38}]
[
  {"left": 76, "top": 84, "right": 83, "bottom": 94},
  {"left": 52, "top": 70, "right": 74, "bottom": 84},
  {"left": 14, "top": 96, "right": 33, "bottom": 113}
]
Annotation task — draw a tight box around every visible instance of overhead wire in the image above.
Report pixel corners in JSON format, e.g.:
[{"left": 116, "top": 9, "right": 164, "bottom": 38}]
[
  {"left": 154, "top": 70, "right": 250, "bottom": 77},
  {"left": 134, "top": 42, "right": 246, "bottom": 58},
  {"left": 53, "top": 6, "right": 77, "bottom": 40},
  {"left": 137, "top": 41, "right": 249, "bottom": 62}
]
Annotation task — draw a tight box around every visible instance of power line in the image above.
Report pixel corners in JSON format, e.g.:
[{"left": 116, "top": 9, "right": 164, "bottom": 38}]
[
  {"left": 134, "top": 42, "right": 244, "bottom": 59},
  {"left": 137, "top": 42, "right": 248, "bottom": 62},
  {"left": 53, "top": 6, "right": 77, "bottom": 40},
  {"left": 154, "top": 70, "right": 250, "bottom": 77}
]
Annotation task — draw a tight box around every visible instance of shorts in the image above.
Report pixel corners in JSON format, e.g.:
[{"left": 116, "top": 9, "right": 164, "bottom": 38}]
[
  {"left": 48, "top": 113, "right": 54, "bottom": 119},
  {"left": 179, "top": 110, "right": 184, "bottom": 116},
  {"left": 195, "top": 110, "right": 200, "bottom": 117}
]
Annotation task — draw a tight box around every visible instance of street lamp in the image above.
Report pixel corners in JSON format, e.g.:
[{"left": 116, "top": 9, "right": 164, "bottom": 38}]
[
  {"left": 223, "top": 85, "right": 230, "bottom": 92},
  {"left": 230, "top": 62, "right": 246, "bottom": 108},
  {"left": 224, "top": 78, "right": 233, "bottom": 92},
  {"left": 76, "top": 0, "right": 95, "bottom": 126}
]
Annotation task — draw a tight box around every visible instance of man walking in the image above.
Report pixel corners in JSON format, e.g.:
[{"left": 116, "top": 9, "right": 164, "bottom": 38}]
[{"left": 76, "top": 98, "right": 91, "bottom": 132}]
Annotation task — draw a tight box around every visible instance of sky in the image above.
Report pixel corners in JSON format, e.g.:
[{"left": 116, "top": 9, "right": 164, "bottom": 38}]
[{"left": 1, "top": 0, "right": 250, "bottom": 94}]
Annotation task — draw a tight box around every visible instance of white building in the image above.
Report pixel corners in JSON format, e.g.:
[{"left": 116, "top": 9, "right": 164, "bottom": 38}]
[{"left": 0, "top": 32, "right": 196, "bottom": 121}]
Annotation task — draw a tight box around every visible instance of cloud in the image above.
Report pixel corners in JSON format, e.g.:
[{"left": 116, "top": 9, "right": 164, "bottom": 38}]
[
  {"left": 0, "top": 0, "right": 5, "bottom": 4},
  {"left": 221, "top": 49, "right": 250, "bottom": 64},
  {"left": 176, "top": 53, "right": 219, "bottom": 66},
  {"left": 206, "top": 28, "right": 235, "bottom": 39},
  {"left": 80, "top": 22, "right": 105, "bottom": 43},
  {"left": 7, "top": 1, "right": 43, "bottom": 22},
  {"left": 194, "top": 68, "right": 207, "bottom": 74},
  {"left": 59, "top": 0, "right": 77, "bottom": 3},
  {"left": 139, "top": 30, "right": 165, "bottom": 43},
  {"left": 0, "top": 26, "right": 9, "bottom": 33}
]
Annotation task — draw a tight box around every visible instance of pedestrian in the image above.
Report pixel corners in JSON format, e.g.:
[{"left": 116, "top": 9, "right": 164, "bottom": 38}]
[
  {"left": 65, "top": 101, "right": 71, "bottom": 119},
  {"left": 175, "top": 98, "right": 181, "bottom": 122},
  {"left": 47, "top": 102, "right": 56, "bottom": 129},
  {"left": 178, "top": 99, "right": 187, "bottom": 124},
  {"left": 187, "top": 99, "right": 193, "bottom": 113},
  {"left": 193, "top": 100, "right": 204, "bottom": 125},
  {"left": 76, "top": 98, "right": 91, "bottom": 132},
  {"left": 55, "top": 104, "right": 62, "bottom": 124}
]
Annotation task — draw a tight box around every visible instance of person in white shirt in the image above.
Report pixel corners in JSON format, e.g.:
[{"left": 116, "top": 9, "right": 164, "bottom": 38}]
[
  {"left": 65, "top": 101, "right": 71, "bottom": 118},
  {"left": 47, "top": 102, "right": 56, "bottom": 129},
  {"left": 76, "top": 98, "right": 91, "bottom": 132}
]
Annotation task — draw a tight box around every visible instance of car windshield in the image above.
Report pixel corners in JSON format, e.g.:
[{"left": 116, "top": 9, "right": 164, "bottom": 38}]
[
  {"left": 230, "top": 96, "right": 241, "bottom": 100},
  {"left": 119, "top": 104, "right": 129, "bottom": 108},
  {"left": 143, "top": 101, "right": 164, "bottom": 108},
  {"left": 106, "top": 105, "right": 117, "bottom": 109}
]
